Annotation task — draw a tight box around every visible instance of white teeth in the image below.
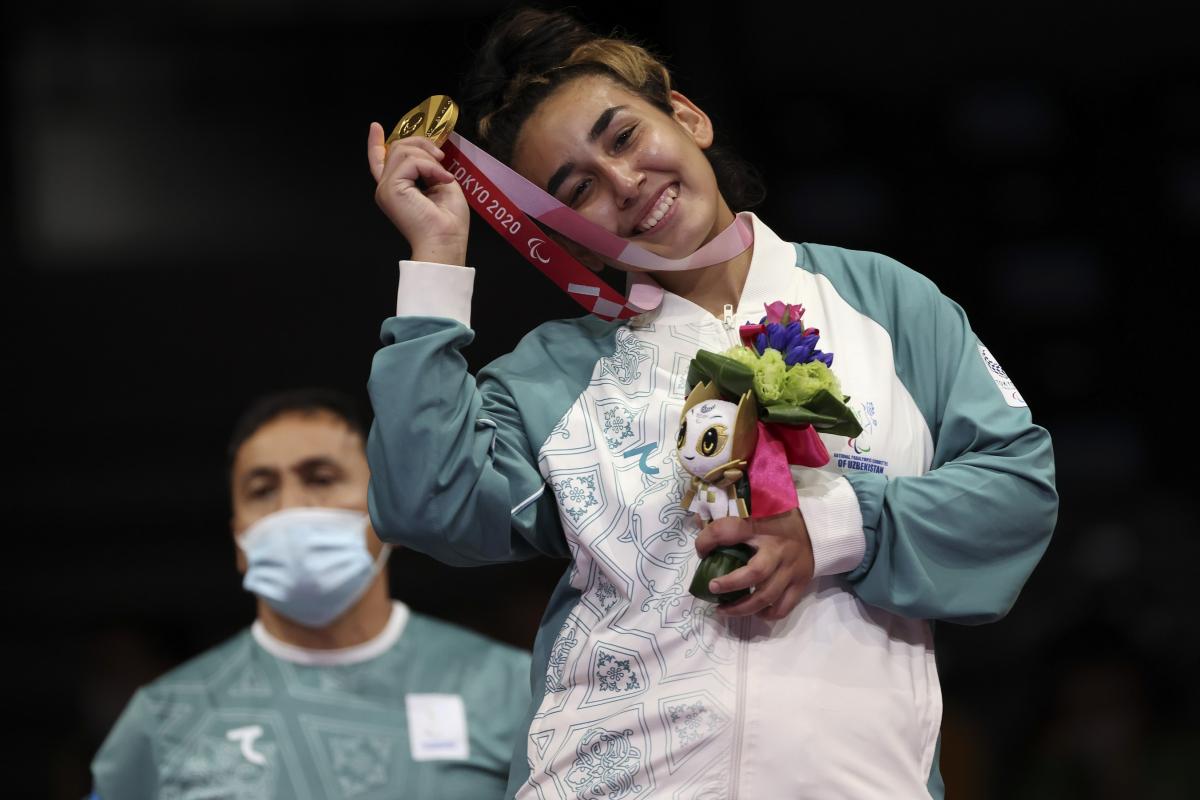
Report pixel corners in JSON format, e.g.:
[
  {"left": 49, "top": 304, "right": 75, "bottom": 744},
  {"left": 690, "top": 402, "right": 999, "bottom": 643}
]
[{"left": 638, "top": 187, "right": 678, "bottom": 232}]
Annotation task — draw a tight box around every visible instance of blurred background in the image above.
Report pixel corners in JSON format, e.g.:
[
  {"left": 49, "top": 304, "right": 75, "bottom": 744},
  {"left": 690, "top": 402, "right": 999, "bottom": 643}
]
[{"left": 7, "top": 0, "right": 1198, "bottom": 796}]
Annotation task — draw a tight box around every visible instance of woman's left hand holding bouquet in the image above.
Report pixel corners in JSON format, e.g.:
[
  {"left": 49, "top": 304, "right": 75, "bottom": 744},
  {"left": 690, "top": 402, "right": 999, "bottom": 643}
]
[{"left": 695, "top": 509, "right": 815, "bottom": 621}]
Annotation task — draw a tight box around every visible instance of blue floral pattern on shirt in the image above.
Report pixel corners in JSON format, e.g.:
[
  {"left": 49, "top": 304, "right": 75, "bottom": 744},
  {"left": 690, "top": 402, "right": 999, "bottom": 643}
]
[
  {"left": 564, "top": 727, "right": 643, "bottom": 800},
  {"left": 595, "top": 650, "right": 640, "bottom": 694}
]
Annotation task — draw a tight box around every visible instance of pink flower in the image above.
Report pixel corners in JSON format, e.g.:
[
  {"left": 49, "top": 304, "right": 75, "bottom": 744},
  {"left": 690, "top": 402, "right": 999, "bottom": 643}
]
[{"left": 762, "top": 301, "right": 805, "bottom": 326}]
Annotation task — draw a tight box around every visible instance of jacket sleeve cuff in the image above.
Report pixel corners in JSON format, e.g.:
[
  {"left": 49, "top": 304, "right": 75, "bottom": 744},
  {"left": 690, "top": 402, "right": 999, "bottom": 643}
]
[
  {"left": 797, "top": 475, "right": 867, "bottom": 577},
  {"left": 396, "top": 260, "right": 476, "bottom": 326}
]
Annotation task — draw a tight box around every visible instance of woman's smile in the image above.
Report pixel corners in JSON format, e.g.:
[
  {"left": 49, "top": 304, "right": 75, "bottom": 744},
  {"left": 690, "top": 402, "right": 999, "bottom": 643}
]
[{"left": 633, "top": 183, "right": 679, "bottom": 236}]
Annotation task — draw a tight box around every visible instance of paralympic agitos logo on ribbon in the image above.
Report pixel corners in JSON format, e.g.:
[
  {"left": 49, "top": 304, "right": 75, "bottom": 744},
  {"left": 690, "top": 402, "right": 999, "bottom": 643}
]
[{"left": 527, "top": 237, "right": 551, "bottom": 263}]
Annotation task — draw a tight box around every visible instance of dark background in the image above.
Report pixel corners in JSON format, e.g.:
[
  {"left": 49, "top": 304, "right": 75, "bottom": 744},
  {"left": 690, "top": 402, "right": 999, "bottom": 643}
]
[{"left": 7, "top": 1, "right": 1198, "bottom": 797}]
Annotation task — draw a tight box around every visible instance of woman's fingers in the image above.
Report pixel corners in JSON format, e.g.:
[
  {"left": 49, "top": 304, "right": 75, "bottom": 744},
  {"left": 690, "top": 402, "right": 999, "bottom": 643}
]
[
  {"left": 694, "top": 516, "right": 752, "bottom": 557},
  {"left": 382, "top": 134, "right": 445, "bottom": 168},
  {"left": 692, "top": 511, "right": 815, "bottom": 620},
  {"left": 402, "top": 153, "right": 457, "bottom": 189},
  {"left": 717, "top": 563, "right": 789, "bottom": 618},
  {"left": 709, "top": 547, "right": 776, "bottom": 596},
  {"left": 369, "top": 126, "right": 449, "bottom": 184},
  {"left": 388, "top": 144, "right": 452, "bottom": 184},
  {"left": 367, "top": 122, "right": 387, "bottom": 182},
  {"left": 376, "top": 145, "right": 455, "bottom": 206}
]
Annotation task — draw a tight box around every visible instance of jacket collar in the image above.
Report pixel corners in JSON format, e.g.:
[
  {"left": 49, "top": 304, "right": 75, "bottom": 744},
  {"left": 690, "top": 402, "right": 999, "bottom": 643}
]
[{"left": 629, "top": 212, "right": 798, "bottom": 328}]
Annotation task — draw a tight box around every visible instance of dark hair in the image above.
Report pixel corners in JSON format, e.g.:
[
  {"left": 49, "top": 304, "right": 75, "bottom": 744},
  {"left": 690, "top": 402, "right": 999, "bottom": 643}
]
[
  {"left": 226, "top": 388, "right": 370, "bottom": 471},
  {"left": 459, "top": 7, "right": 765, "bottom": 210}
]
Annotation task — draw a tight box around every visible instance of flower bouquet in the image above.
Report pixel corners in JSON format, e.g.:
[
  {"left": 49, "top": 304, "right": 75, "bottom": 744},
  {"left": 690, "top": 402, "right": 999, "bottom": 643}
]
[{"left": 679, "top": 301, "right": 862, "bottom": 604}]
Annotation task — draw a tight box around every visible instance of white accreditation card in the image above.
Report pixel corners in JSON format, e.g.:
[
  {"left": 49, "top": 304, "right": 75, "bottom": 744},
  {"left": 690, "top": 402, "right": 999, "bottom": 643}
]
[{"left": 405, "top": 693, "right": 470, "bottom": 761}]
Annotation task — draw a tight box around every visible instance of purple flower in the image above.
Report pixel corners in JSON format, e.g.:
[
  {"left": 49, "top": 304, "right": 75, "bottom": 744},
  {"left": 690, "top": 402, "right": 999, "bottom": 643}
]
[
  {"left": 753, "top": 302, "right": 839, "bottom": 367},
  {"left": 766, "top": 322, "right": 790, "bottom": 351},
  {"left": 784, "top": 332, "right": 819, "bottom": 366},
  {"left": 754, "top": 319, "right": 837, "bottom": 368},
  {"left": 756, "top": 321, "right": 802, "bottom": 355}
]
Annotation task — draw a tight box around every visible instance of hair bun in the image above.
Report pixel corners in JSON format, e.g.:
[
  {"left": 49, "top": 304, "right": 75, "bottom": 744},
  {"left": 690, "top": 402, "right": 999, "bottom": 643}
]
[
  {"left": 456, "top": 6, "right": 764, "bottom": 210},
  {"left": 459, "top": 8, "right": 595, "bottom": 137}
]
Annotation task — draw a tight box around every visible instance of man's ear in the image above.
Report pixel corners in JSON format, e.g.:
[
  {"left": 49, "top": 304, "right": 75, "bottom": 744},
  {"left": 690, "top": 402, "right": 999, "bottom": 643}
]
[
  {"left": 365, "top": 521, "right": 391, "bottom": 559},
  {"left": 232, "top": 519, "right": 247, "bottom": 573},
  {"left": 668, "top": 90, "right": 715, "bottom": 150}
]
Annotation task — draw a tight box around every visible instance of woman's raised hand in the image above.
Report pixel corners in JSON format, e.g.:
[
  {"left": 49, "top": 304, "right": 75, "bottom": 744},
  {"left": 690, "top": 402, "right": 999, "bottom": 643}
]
[{"left": 367, "top": 122, "right": 469, "bottom": 266}]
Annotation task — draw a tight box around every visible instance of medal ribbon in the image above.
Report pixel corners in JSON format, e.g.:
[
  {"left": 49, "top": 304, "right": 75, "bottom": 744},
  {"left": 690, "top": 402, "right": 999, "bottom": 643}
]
[{"left": 441, "top": 137, "right": 641, "bottom": 320}]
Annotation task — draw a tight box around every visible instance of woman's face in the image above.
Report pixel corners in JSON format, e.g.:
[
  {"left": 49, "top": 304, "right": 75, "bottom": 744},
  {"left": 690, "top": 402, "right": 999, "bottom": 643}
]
[{"left": 511, "top": 75, "right": 734, "bottom": 271}]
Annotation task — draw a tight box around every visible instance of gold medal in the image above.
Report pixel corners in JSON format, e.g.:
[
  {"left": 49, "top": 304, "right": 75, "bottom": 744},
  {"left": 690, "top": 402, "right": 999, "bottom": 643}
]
[{"left": 387, "top": 95, "right": 458, "bottom": 147}]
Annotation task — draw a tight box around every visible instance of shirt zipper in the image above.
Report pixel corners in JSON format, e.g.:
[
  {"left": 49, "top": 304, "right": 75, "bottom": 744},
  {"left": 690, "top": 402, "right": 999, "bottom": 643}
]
[
  {"left": 716, "top": 303, "right": 751, "bottom": 795},
  {"left": 729, "top": 616, "right": 752, "bottom": 796},
  {"left": 721, "top": 303, "right": 743, "bottom": 351}
]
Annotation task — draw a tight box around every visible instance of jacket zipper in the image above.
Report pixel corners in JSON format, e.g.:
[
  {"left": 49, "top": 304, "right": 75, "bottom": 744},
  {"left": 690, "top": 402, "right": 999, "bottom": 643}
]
[
  {"left": 729, "top": 616, "right": 751, "bottom": 796},
  {"left": 715, "top": 305, "right": 751, "bottom": 795}
]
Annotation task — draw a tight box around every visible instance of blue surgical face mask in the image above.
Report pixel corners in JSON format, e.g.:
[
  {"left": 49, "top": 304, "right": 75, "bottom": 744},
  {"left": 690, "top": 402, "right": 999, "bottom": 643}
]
[{"left": 236, "top": 507, "right": 391, "bottom": 628}]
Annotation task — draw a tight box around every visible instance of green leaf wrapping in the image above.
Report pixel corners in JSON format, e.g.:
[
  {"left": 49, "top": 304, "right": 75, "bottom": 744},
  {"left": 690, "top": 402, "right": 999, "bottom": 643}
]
[
  {"left": 760, "top": 405, "right": 840, "bottom": 427},
  {"left": 689, "top": 544, "right": 756, "bottom": 604},
  {"left": 686, "top": 351, "right": 755, "bottom": 397},
  {"left": 764, "top": 389, "right": 863, "bottom": 438}
]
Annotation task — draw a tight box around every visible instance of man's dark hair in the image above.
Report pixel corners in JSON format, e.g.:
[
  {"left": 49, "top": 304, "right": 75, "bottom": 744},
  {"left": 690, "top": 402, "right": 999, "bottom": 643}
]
[{"left": 227, "top": 387, "right": 370, "bottom": 471}]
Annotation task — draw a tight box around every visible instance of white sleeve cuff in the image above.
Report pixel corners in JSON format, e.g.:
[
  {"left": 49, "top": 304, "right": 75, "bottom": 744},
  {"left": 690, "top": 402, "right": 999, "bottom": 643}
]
[
  {"left": 396, "top": 260, "right": 476, "bottom": 326},
  {"left": 797, "top": 474, "right": 866, "bottom": 577}
]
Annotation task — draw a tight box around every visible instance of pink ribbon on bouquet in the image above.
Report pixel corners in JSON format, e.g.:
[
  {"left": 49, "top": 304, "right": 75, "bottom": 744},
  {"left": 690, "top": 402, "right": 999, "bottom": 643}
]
[{"left": 746, "top": 421, "right": 830, "bottom": 518}]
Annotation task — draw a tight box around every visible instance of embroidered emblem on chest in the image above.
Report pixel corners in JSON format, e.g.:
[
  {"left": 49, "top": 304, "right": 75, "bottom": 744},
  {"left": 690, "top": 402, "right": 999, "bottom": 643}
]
[{"left": 836, "top": 399, "right": 890, "bottom": 474}]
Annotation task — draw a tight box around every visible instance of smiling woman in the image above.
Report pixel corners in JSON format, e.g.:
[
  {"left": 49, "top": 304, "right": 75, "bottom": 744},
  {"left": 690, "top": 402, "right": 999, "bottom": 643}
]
[
  {"left": 509, "top": 78, "right": 727, "bottom": 271},
  {"left": 364, "top": 6, "right": 1057, "bottom": 799}
]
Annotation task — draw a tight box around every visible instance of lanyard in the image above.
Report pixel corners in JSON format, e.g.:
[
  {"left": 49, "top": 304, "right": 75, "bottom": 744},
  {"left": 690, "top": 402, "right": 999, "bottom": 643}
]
[{"left": 442, "top": 137, "right": 640, "bottom": 320}]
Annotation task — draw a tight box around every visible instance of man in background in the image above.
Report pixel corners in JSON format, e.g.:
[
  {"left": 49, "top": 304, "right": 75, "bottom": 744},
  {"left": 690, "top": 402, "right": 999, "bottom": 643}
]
[{"left": 90, "top": 388, "right": 531, "bottom": 799}]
